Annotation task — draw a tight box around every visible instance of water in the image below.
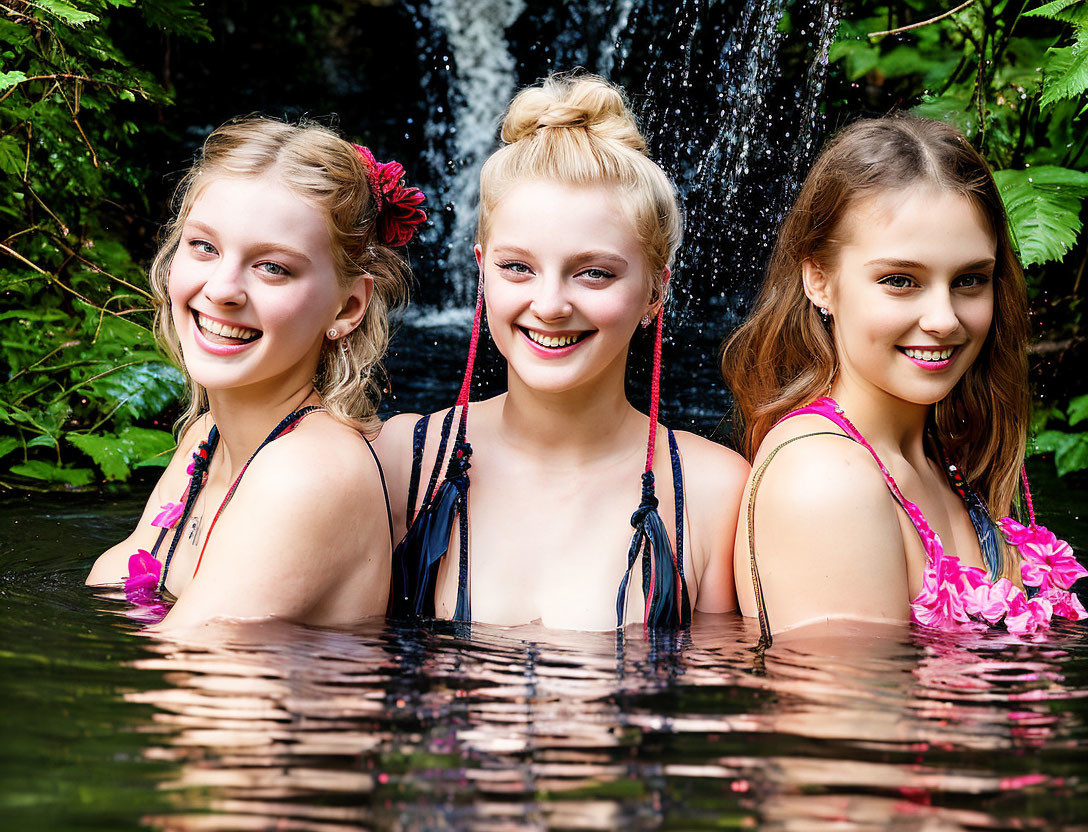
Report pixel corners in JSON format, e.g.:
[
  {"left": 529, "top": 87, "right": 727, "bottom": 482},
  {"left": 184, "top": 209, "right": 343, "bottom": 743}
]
[{"left": 4, "top": 321, "right": 1088, "bottom": 830}]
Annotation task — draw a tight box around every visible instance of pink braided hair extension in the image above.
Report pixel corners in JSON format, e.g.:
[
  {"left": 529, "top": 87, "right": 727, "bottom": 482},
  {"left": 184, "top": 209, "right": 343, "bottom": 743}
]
[
  {"left": 1021, "top": 465, "right": 1036, "bottom": 528},
  {"left": 643, "top": 306, "right": 664, "bottom": 474}
]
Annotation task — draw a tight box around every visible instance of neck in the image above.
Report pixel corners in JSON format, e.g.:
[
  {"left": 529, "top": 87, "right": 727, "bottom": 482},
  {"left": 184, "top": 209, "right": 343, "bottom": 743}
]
[
  {"left": 205, "top": 381, "right": 318, "bottom": 476},
  {"left": 496, "top": 358, "right": 643, "bottom": 467},
  {"left": 831, "top": 368, "right": 931, "bottom": 465}
]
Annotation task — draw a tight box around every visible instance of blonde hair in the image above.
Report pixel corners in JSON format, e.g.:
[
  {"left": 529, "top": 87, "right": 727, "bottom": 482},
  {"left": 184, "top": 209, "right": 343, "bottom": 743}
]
[
  {"left": 150, "top": 117, "right": 411, "bottom": 436},
  {"left": 478, "top": 72, "right": 681, "bottom": 297},
  {"left": 722, "top": 115, "right": 1030, "bottom": 520}
]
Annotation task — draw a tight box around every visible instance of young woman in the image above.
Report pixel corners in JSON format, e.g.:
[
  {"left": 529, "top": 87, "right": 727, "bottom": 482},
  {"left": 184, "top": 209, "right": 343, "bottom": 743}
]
[
  {"left": 87, "top": 119, "right": 426, "bottom": 629},
  {"left": 722, "top": 115, "right": 1086, "bottom": 643},
  {"left": 376, "top": 74, "right": 749, "bottom": 631}
]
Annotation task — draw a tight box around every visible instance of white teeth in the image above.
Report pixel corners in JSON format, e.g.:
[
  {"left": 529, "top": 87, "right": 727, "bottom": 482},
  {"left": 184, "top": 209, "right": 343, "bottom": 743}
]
[
  {"left": 196, "top": 312, "right": 258, "bottom": 341},
  {"left": 526, "top": 330, "right": 579, "bottom": 348},
  {"left": 904, "top": 347, "right": 954, "bottom": 361}
]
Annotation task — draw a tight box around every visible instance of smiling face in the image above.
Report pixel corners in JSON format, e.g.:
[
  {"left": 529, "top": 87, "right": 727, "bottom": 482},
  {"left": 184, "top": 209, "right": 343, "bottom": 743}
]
[
  {"left": 169, "top": 176, "right": 352, "bottom": 396},
  {"left": 808, "top": 185, "right": 997, "bottom": 407},
  {"left": 479, "top": 181, "right": 658, "bottom": 397}
]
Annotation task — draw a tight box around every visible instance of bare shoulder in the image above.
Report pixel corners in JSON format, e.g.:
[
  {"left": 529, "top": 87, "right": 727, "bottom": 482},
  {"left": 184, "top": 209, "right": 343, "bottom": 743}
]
[
  {"left": 671, "top": 429, "right": 750, "bottom": 499},
  {"left": 246, "top": 414, "right": 387, "bottom": 510},
  {"left": 753, "top": 422, "right": 894, "bottom": 525},
  {"left": 373, "top": 411, "right": 423, "bottom": 460},
  {"left": 743, "top": 425, "right": 911, "bottom": 631}
]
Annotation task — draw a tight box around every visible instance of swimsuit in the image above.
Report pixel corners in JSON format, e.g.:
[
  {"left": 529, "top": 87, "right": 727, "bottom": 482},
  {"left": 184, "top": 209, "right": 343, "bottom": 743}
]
[
  {"left": 389, "top": 407, "right": 692, "bottom": 628},
  {"left": 124, "top": 406, "right": 394, "bottom": 610},
  {"left": 746, "top": 397, "right": 1087, "bottom": 646}
]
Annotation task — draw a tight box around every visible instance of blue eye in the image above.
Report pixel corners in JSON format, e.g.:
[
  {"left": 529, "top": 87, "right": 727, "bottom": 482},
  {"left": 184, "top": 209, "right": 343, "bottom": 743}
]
[
  {"left": 878, "top": 274, "right": 914, "bottom": 289},
  {"left": 189, "top": 240, "right": 217, "bottom": 255},
  {"left": 257, "top": 261, "right": 290, "bottom": 277}
]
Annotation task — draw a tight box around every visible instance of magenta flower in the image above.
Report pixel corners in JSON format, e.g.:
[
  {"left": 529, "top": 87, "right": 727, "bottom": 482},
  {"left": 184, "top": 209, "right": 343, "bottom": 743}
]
[
  {"left": 961, "top": 574, "right": 1015, "bottom": 624},
  {"left": 124, "top": 549, "right": 162, "bottom": 606},
  {"left": 151, "top": 501, "right": 184, "bottom": 529},
  {"left": 1004, "top": 590, "right": 1053, "bottom": 635},
  {"left": 1037, "top": 587, "right": 1088, "bottom": 621},
  {"left": 1001, "top": 518, "right": 1088, "bottom": 592},
  {"left": 911, "top": 554, "right": 973, "bottom": 628}
]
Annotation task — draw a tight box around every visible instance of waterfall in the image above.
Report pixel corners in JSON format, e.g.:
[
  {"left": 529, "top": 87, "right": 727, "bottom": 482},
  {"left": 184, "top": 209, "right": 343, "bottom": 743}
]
[{"left": 409, "top": 0, "right": 841, "bottom": 312}]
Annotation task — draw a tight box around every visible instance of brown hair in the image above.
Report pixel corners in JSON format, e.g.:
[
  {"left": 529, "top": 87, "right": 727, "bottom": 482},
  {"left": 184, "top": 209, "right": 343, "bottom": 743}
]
[
  {"left": 150, "top": 118, "right": 411, "bottom": 436},
  {"left": 478, "top": 72, "right": 681, "bottom": 297},
  {"left": 722, "top": 114, "right": 1029, "bottom": 517}
]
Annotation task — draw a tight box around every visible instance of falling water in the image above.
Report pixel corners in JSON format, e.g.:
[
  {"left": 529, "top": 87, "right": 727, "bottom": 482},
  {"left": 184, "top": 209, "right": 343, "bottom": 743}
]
[{"left": 409, "top": 0, "right": 840, "bottom": 312}]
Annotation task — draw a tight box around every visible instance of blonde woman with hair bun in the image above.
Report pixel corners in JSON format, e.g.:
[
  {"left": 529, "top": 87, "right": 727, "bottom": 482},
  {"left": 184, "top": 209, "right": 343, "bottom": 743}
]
[
  {"left": 377, "top": 73, "right": 749, "bottom": 631},
  {"left": 88, "top": 118, "right": 426, "bottom": 630}
]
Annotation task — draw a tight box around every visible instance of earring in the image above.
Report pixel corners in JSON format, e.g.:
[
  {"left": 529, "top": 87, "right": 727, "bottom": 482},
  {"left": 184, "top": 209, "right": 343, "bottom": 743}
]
[
  {"left": 641, "top": 314, "right": 651, "bottom": 328},
  {"left": 327, "top": 328, "right": 339, "bottom": 339},
  {"left": 818, "top": 307, "right": 831, "bottom": 322}
]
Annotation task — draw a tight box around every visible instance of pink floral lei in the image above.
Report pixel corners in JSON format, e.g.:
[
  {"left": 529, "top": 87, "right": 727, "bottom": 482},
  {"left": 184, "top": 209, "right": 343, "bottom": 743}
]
[{"left": 910, "top": 470, "right": 1087, "bottom": 635}]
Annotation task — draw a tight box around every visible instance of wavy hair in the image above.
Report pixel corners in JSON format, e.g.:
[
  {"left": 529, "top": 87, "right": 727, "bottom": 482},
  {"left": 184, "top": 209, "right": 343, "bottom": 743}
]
[
  {"left": 478, "top": 72, "right": 681, "bottom": 298},
  {"left": 150, "top": 118, "right": 411, "bottom": 436},
  {"left": 722, "top": 114, "right": 1029, "bottom": 519}
]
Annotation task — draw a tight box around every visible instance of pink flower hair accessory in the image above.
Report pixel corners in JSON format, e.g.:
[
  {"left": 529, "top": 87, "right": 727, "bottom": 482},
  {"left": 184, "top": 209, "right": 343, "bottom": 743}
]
[
  {"left": 352, "top": 144, "right": 428, "bottom": 247},
  {"left": 151, "top": 501, "right": 184, "bottom": 530}
]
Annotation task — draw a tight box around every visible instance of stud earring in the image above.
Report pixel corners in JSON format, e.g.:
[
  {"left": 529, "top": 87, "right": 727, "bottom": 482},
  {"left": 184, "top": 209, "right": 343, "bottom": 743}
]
[
  {"left": 327, "top": 328, "right": 339, "bottom": 339},
  {"left": 818, "top": 307, "right": 831, "bottom": 322},
  {"left": 641, "top": 314, "right": 651, "bottom": 328}
]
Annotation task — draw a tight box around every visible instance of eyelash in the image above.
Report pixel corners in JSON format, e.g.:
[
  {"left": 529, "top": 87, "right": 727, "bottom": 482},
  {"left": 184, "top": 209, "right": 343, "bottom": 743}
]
[
  {"left": 188, "top": 240, "right": 290, "bottom": 277},
  {"left": 495, "top": 262, "right": 616, "bottom": 280},
  {"left": 877, "top": 273, "right": 991, "bottom": 290}
]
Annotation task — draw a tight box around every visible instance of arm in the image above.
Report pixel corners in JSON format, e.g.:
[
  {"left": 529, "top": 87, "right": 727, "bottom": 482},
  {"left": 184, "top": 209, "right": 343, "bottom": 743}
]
[
  {"left": 676, "top": 432, "right": 750, "bottom": 614},
  {"left": 86, "top": 414, "right": 210, "bottom": 586},
  {"left": 735, "top": 434, "right": 912, "bottom": 635},
  {"left": 157, "top": 426, "right": 391, "bottom": 630}
]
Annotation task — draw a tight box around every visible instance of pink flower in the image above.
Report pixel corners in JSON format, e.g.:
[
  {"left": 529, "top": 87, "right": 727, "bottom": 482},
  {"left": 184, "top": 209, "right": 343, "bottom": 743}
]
[
  {"left": 1005, "top": 590, "right": 1053, "bottom": 635},
  {"left": 961, "top": 575, "right": 1015, "bottom": 624},
  {"left": 151, "top": 501, "right": 184, "bottom": 529},
  {"left": 1000, "top": 518, "right": 1087, "bottom": 591},
  {"left": 1037, "top": 587, "right": 1088, "bottom": 621},
  {"left": 124, "top": 549, "right": 162, "bottom": 606},
  {"left": 911, "top": 555, "right": 973, "bottom": 628}
]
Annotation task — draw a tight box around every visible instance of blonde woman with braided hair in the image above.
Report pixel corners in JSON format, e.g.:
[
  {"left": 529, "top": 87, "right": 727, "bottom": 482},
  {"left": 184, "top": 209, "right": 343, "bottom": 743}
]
[
  {"left": 88, "top": 118, "right": 426, "bottom": 629},
  {"left": 377, "top": 73, "right": 749, "bottom": 631}
]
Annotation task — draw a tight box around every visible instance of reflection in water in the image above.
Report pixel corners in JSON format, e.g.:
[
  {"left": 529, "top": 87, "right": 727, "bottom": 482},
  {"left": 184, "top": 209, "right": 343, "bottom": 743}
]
[{"left": 115, "top": 615, "right": 1087, "bottom": 831}]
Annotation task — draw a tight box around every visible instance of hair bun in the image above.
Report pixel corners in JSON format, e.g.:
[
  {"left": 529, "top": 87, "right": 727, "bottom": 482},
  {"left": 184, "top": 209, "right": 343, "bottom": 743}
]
[{"left": 501, "top": 74, "right": 646, "bottom": 153}]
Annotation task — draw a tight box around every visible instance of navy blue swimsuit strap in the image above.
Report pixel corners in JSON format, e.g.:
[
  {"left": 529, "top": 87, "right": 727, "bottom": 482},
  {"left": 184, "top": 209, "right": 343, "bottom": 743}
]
[
  {"left": 423, "top": 407, "right": 458, "bottom": 508},
  {"left": 405, "top": 414, "right": 431, "bottom": 524},
  {"left": 362, "top": 435, "right": 395, "bottom": 549},
  {"left": 667, "top": 429, "right": 690, "bottom": 612}
]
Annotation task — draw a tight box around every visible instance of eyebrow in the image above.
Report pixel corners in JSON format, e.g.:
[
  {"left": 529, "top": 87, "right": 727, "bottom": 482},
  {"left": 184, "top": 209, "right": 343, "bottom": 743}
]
[
  {"left": 864, "top": 257, "right": 995, "bottom": 271},
  {"left": 183, "top": 219, "right": 312, "bottom": 264}
]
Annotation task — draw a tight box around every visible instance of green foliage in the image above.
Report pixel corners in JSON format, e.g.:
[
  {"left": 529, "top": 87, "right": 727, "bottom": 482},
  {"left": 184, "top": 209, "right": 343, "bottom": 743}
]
[
  {"left": 833, "top": 0, "right": 1088, "bottom": 478},
  {"left": 0, "top": 0, "right": 208, "bottom": 488},
  {"left": 994, "top": 166, "right": 1088, "bottom": 265},
  {"left": 1031, "top": 394, "right": 1088, "bottom": 475}
]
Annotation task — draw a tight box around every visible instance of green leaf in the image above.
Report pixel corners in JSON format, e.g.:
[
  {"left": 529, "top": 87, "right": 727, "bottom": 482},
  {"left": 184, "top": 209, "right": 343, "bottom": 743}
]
[
  {"left": 0, "top": 135, "right": 23, "bottom": 177},
  {"left": 1025, "top": 0, "right": 1088, "bottom": 25},
  {"left": 31, "top": 0, "right": 100, "bottom": 26},
  {"left": 993, "top": 166, "right": 1088, "bottom": 265},
  {"left": 1068, "top": 394, "right": 1088, "bottom": 426},
  {"left": 119, "top": 426, "right": 176, "bottom": 467},
  {"left": 0, "top": 437, "right": 18, "bottom": 460},
  {"left": 68, "top": 432, "right": 130, "bottom": 480},
  {"left": 0, "top": 70, "right": 27, "bottom": 91},
  {"left": 1055, "top": 432, "right": 1088, "bottom": 476},
  {"left": 1031, "top": 428, "right": 1070, "bottom": 453},
  {"left": 9, "top": 460, "right": 94, "bottom": 486},
  {"left": 1040, "top": 41, "right": 1088, "bottom": 108}
]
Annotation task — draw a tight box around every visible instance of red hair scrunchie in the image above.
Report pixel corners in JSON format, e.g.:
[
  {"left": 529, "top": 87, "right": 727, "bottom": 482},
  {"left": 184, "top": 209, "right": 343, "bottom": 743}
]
[{"left": 352, "top": 144, "right": 428, "bottom": 247}]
